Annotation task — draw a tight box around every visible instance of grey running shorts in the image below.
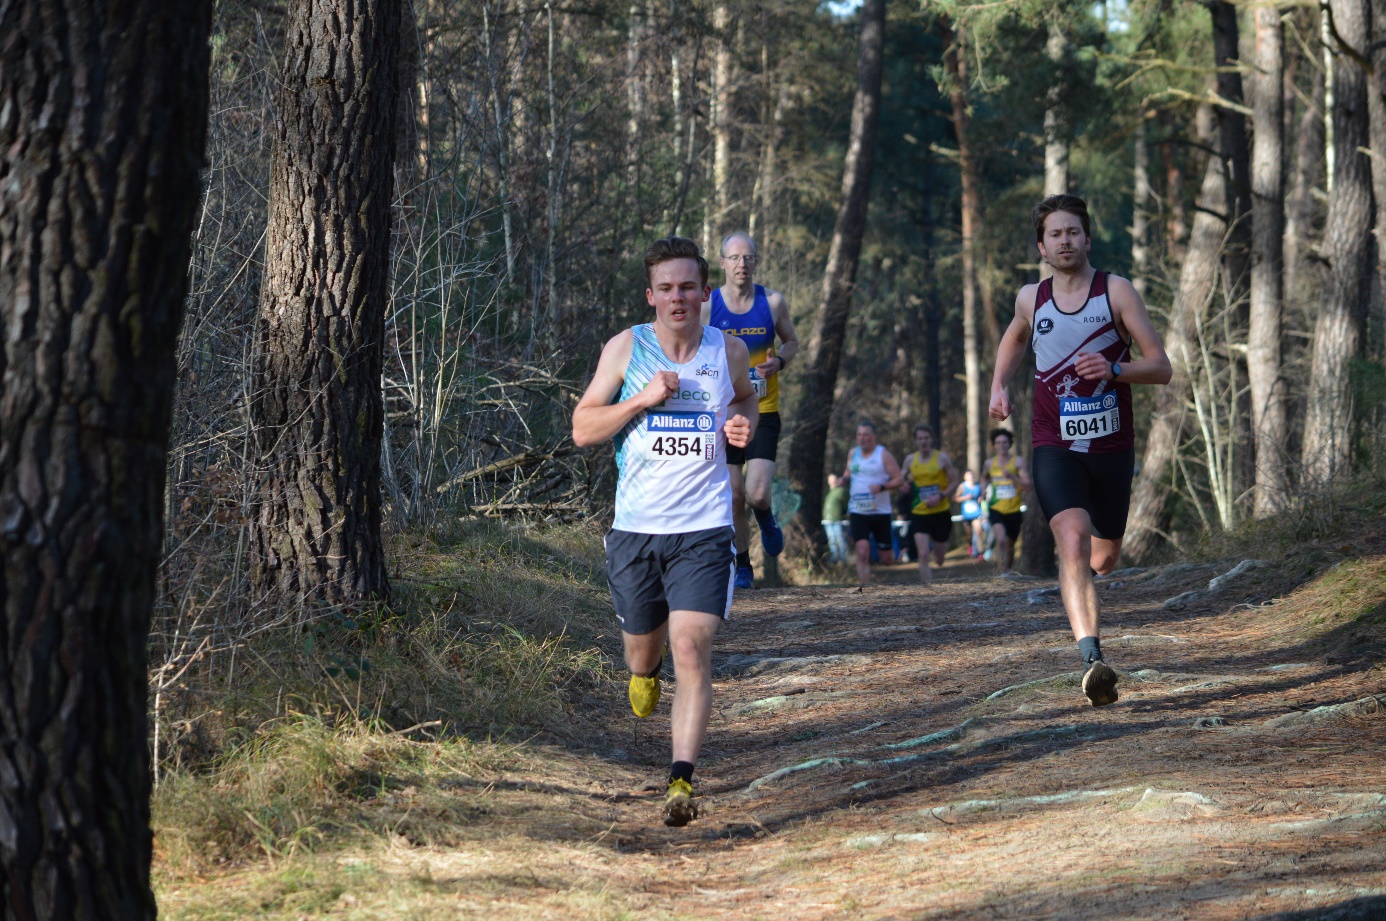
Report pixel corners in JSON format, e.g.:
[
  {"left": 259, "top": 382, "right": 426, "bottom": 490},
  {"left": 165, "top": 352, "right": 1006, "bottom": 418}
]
[{"left": 604, "top": 526, "right": 736, "bottom": 635}]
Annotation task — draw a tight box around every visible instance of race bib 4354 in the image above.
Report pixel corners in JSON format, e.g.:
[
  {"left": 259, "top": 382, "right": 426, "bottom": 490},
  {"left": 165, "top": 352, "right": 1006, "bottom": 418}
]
[
  {"left": 1060, "top": 393, "right": 1120, "bottom": 441},
  {"left": 642, "top": 411, "right": 716, "bottom": 462}
]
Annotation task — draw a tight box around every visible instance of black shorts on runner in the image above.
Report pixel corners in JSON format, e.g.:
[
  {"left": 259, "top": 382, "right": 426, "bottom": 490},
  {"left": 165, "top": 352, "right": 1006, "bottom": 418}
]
[
  {"left": 1031, "top": 446, "right": 1136, "bottom": 540},
  {"left": 848, "top": 512, "right": 893, "bottom": 549},
  {"left": 909, "top": 510, "right": 953, "bottom": 545},
  {"left": 990, "top": 511, "right": 1024, "bottom": 540},
  {"left": 604, "top": 527, "right": 735, "bottom": 635},
  {"left": 726, "top": 411, "right": 780, "bottom": 465}
]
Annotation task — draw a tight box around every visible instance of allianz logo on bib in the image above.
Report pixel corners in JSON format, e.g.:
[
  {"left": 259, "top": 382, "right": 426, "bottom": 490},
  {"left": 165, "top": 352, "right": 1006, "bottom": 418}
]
[
  {"left": 1061, "top": 393, "right": 1118, "bottom": 412},
  {"left": 648, "top": 412, "right": 714, "bottom": 431}
]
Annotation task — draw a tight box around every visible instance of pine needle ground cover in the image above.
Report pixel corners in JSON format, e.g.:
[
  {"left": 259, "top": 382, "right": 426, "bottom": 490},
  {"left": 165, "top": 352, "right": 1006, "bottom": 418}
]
[{"left": 156, "top": 511, "right": 1386, "bottom": 920}]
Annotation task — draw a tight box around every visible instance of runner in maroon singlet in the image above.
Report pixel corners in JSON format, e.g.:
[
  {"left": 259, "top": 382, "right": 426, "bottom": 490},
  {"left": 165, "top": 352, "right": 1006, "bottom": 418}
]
[{"left": 988, "top": 194, "right": 1172, "bottom": 707}]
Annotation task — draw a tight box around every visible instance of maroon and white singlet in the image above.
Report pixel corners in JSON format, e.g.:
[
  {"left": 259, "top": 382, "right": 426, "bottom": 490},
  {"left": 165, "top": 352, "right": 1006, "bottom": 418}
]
[{"left": 1030, "top": 271, "right": 1133, "bottom": 454}]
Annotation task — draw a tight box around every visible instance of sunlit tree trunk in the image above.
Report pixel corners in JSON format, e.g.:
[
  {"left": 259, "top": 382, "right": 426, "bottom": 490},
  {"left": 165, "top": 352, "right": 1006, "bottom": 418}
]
[
  {"left": 787, "top": 0, "right": 885, "bottom": 548},
  {"left": 712, "top": 1, "right": 733, "bottom": 242},
  {"left": 0, "top": 0, "right": 212, "bottom": 914},
  {"left": 1044, "top": 21, "right": 1070, "bottom": 198},
  {"left": 1125, "top": 142, "right": 1226, "bottom": 562},
  {"left": 1303, "top": 0, "right": 1372, "bottom": 486},
  {"left": 944, "top": 20, "right": 984, "bottom": 478},
  {"left": 1367, "top": 0, "right": 1386, "bottom": 310},
  {"left": 1132, "top": 117, "right": 1152, "bottom": 298},
  {"left": 1248, "top": 4, "right": 1289, "bottom": 516},
  {"left": 250, "top": 0, "right": 401, "bottom": 605}
]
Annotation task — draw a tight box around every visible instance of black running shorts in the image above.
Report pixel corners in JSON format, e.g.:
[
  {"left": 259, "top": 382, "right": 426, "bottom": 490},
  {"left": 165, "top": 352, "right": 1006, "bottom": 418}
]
[
  {"left": 1031, "top": 446, "right": 1136, "bottom": 540},
  {"left": 604, "top": 527, "right": 736, "bottom": 635},
  {"left": 848, "top": 512, "right": 893, "bottom": 549},
  {"left": 909, "top": 510, "right": 953, "bottom": 544},
  {"left": 990, "top": 511, "right": 1024, "bottom": 540},
  {"left": 727, "top": 411, "right": 780, "bottom": 465}
]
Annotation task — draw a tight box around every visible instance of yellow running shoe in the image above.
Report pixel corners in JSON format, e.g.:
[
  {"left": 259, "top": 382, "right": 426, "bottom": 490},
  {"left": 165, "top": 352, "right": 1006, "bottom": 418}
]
[
  {"left": 629, "top": 645, "right": 666, "bottom": 718},
  {"left": 663, "top": 778, "right": 697, "bottom": 827},
  {"left": 629, "top": 672, "right": 660, "bottom": 717}
]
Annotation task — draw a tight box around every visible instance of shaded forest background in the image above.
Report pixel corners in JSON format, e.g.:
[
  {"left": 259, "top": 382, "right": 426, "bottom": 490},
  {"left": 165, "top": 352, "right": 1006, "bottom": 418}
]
[{"left": 174, "top": 0, "right": 1382, "bottom": 594}]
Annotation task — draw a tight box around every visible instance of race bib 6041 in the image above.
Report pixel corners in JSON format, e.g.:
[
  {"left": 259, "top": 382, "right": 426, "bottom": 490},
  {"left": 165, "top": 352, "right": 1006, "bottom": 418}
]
[
  {"left": 1060, "top": 393, "right": 1120, "bottom": 441},
  {"left": 643, "top": 411, "right": 716, "bottom": 462}
]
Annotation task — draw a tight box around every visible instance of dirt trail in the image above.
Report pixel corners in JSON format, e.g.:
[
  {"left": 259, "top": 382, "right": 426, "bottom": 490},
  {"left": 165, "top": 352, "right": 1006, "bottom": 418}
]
[
  {"left": 172, "top": 549, "right": 1386, "bottom": 920},
  {"left": 539, "top": 550, "right": 1386, "bottom": 921}
]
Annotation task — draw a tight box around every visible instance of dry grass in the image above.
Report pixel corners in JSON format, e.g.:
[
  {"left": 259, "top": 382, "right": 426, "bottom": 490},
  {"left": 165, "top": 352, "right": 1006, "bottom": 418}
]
[{"left": 151, "top": 517, "right": 621, "bottom": 882}]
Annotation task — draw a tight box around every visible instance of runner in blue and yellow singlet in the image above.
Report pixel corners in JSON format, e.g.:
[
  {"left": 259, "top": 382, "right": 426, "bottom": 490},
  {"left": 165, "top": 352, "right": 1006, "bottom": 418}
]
[
  {"left": 898, "top": 425, "right": 959, "bottom": 585},
  {"left": 703, "top": 231, "right": 800, "bottom": 590}
]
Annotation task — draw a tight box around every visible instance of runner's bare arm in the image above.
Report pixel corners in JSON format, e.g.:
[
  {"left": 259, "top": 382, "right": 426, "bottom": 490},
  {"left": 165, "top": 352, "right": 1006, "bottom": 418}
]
[
  {"left": 880, "top": 450, "right": 905, "bottom": 492},
  {"left": 979, "top": 455, "right": 994, "bottom": 490},
  {"left": 990, "top": 285, "right": 1039, "bottom": 420},
  {"left": 759, "top": 290, "right": 799, "bottom": 378},
  {"left": 940, "top": 452, "right": 961, "bottom": 497},
  {"left": 1015, "top": 454, "right": 1033, "bottom": 491},
  {"left": 1073, "top": 275, "right": 1172, "bottom": 385},
  {"left": 572, "top": 332, "right": 676, "bottom": 447},
  {"left": 723, "top": 334, "right": 759, "bottom": 449},
  {"left": 897, "top": 453, "right": 915, "bottom": 496}
]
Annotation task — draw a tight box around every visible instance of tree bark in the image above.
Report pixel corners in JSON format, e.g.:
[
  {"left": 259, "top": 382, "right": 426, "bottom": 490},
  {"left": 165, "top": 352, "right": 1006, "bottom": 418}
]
[
  {"left": 1302, "top": 0, "right": 1373, "bottom": 486},
  {"left": 1284, "top": 26, "right": 1324, "bottom": 299},
  {"left": 1125, "top": 144, "right": 1227, "bottom": 561},
  {"left": 1210, "top": 0, "right": 1252, "bottom": 293},
  {"left": 712, "top": 1, "right": 733, "bottom": 241},
  {"left": 944, "top": 19, "right": 985, "bottom": 478},
  {"left": 0, "top": 1, "right": 213, "bottom": 915},
  {"left": 1132, "top": 116, "right": 1152, "bottom": 298},
  {"left": 1367, "top": 0, "right": 1386, "bottom": 312},
  {"left": 1044, "top": 21, "right": 1070, "bottom": 197},
  {"left": 1247, "top": 4, "right": 1289, "bottom": 516},
  {"left": 786, "top": 0, "right": 885, "bottom": 547},
  {"left": 250, "top": 0, "right": 401, "bottom": 606}
]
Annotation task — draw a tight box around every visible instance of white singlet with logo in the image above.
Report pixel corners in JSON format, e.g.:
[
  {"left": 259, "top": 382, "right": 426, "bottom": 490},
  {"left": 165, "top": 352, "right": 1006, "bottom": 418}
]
[
  {"left": 613, "top": 324, "right": 736, "bottom": 534},
  {"left": 848, "top": 445, "right": 893, "bottom": 516}
]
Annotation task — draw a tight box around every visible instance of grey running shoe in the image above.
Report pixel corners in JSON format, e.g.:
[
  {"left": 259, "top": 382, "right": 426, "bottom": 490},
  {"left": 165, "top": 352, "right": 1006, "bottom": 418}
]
[{"left": 1081, "top": 660, "right": 1119, "bottom": 707}]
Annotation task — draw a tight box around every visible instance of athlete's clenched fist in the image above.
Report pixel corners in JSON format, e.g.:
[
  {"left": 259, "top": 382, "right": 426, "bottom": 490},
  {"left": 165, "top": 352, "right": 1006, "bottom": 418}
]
[
  {"left": 989, "top": 387, "right": 1012, "bottom": 421},
  {"left": 723, "top": 413, "right": 752, "bottom": 448},
  {"left": 640, "top": 370, "right": 681, "bottom": 408}
]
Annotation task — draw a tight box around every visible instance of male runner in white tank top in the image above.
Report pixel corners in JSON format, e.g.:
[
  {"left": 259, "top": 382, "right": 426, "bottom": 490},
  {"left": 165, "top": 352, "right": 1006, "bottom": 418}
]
[
  {"left": 573, "top": 236, "right": 758, "bottom": 826},
  {"left": 989, "top": 195, "right": 1171, "bottom": 707}
]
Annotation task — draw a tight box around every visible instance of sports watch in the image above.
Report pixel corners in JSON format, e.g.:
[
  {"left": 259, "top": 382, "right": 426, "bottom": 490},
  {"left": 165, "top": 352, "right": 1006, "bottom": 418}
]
[{"left": 1111, "top": 361, "right": 1122, "bottom": 379}]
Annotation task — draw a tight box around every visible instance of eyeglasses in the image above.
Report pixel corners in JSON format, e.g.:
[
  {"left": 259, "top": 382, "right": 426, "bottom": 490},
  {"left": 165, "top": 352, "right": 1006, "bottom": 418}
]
[{"left": 720, "top": 254, "right": 757, "bottom": 263}]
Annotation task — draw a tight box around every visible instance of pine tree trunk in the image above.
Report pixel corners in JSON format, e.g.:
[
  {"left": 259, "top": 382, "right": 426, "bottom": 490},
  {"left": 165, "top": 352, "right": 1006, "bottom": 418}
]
[
  {"left": 1211, "top": 0, "right": 1252, "bottom": 292},
  {"left": 786, "top": 0, "right": 885, "bottom": 548},
  {"left": 1302, "top": 0, "right": 1372, "bottom": 486},
  {"left": 250, "top": 0, "right": 401, "bottom": 606},
  {"left": 944, "top": 20, "right": 984, "bottom": 478},
  {"left": 1132, "top": 117, "right": 1151, "bottom": 298},
  {"left": 1043, "top": 21, "right": 1070, "bottom": 196},
  {"left": 0, "top": 1, "right": 212, "bottom": 914},
  {"left": 1247, "top": 5, "right": 1289, "bottom": 517},
  {"left": 1284, "top": 24, "right": 1324, "bottom": 300},
  {"left": 1125, "top": 145, "right": 1226, "bottom": 562},
  {"left": 1367, "top": 0, "right": 1386, "bottom": 312},
  {"left": 712, "top": 1, "right": 733, "bottom": 241}
]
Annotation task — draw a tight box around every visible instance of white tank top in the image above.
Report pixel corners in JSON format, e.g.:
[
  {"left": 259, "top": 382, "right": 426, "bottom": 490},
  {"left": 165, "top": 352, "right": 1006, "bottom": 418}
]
[
  {"left": 613, "top": 325, "right": 736, "bottom": 534},
  {"left": 848, "top": 445, "right": 892, "bottom": 516}
]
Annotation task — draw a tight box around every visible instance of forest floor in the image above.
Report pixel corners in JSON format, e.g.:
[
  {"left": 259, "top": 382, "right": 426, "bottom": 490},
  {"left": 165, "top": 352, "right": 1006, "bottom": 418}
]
[{"left": 160, "top": 531, "right": 1386, "bottom": 921}]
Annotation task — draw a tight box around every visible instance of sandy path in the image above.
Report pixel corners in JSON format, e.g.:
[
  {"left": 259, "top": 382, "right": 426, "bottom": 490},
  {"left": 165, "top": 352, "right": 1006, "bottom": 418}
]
[{"left": 573, "top": 551, "right": 1386, "bottom": 920}]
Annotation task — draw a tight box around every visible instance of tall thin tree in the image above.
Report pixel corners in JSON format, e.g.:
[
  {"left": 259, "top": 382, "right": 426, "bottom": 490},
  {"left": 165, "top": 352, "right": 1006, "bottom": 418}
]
[
  {"left": 1303, "top": 0, "right": 1373, "bottom": 486},
  {"left": 1247, "top": 3, "right": 1289, "bottom": 516},
  {"left": 0, "top": 0, "right": 213, "bottom": 914},
  {"left": 787, "top": 0, "right": 886, "bottom": 546},
  {"left": 251, "top": 0, "right": 402, "bottom": 605},
  {"left": 944, "top": 18, "right": 985, "bottom": 478}
]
